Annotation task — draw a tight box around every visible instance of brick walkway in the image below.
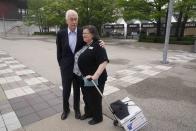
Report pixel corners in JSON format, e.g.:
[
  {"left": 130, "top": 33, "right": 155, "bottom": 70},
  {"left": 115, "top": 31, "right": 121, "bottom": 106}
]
[
  {"left": 0, "top": 50, "right": 62, "bottom": 131},
  {"left": 0, "top": 49, "right": 196, "bottom": 131}
]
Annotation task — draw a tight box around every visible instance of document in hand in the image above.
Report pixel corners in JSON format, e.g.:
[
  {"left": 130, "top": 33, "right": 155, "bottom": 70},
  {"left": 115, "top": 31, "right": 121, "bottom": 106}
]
[{"left": 83, "top": 77, "right": 98, "bottom": 87}]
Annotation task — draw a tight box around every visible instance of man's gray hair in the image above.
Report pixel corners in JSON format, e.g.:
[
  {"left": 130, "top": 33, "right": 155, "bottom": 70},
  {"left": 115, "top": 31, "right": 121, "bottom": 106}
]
[{"left": 65, "top": 9, "right": 78, "bottom": 20}]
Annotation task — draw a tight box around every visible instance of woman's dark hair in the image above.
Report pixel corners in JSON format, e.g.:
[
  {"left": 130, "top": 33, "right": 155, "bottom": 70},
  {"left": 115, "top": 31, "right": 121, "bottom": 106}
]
[{"left": 83, "top": 25, "right": 100, "bottom": 41}]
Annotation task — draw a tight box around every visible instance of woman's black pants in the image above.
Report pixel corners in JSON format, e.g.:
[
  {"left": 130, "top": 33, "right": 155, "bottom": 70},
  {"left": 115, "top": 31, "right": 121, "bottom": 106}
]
[{"left": 81, "top": 81, "right": 105, "bottom": 121}]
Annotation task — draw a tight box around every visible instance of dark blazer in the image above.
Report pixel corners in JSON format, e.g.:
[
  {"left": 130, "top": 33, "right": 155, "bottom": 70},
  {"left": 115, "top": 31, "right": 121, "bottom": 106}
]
[{"left": 56, "top": 28, "right": 84, "bottom": 77}]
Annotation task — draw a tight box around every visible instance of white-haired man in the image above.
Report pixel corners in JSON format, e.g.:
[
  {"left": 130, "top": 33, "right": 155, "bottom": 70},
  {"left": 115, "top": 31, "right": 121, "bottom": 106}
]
[{"left": 56, "top": 9, "right": 83, "bottom": 120}]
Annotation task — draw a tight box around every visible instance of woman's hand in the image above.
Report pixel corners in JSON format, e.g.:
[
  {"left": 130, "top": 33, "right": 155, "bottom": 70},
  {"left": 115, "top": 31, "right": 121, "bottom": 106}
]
[
  {"left": 85, "top": 75, "right": 99, "bottom": 80},
  {"left": 85, "top": 61, "right": 108, "bottom": 81},
  {"left": 99, "top": 40, "right": 105, "bottom": 48},
  {"left": 85, "top": 75, "right": 92, "bottom": 80}
]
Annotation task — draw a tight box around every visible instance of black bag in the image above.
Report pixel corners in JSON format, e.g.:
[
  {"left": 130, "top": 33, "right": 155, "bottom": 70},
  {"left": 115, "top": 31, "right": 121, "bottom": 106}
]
[{"left": 110, "top": 100, "right": 129, "bottom": 120}]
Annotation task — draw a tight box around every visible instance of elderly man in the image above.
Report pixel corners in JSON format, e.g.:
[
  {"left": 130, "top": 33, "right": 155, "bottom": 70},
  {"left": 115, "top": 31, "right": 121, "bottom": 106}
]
[{"left": 56, "top": 9, "right": 83, "bottom": 120}]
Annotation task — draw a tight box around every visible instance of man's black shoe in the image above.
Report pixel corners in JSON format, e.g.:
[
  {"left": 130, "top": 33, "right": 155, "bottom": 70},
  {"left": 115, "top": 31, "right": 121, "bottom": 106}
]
[
  {"left": 61, "top": 110, "right": 70, "bottom": 120},
  {"left": 88, "top": 119, "right": 103, "bottom": 125},
  {"left": 75, "top": 111, "right": 81, "bottom": 119},
  {"left": 80, "top": 114, "right": 92, "bottom": 120}
]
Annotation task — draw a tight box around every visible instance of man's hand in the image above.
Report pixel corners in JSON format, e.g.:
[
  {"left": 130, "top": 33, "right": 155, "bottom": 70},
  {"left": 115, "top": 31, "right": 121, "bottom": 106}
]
[{"left": 99, "top": 40, "right": 105, "bottom": 48}]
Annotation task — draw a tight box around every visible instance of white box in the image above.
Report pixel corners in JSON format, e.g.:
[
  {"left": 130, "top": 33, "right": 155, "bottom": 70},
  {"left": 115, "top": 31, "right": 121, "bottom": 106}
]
[{"left": 116, "top": 97, "right": 147, "bottom": 131}]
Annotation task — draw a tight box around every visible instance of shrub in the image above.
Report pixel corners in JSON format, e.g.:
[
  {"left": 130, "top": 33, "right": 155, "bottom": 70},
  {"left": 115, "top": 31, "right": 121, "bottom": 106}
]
[
  {"left": 34, "top": 32, "right": 56, "bottom": 36},
  {"left": 139, "top": 35, "right": 195, "bottom": 45}
]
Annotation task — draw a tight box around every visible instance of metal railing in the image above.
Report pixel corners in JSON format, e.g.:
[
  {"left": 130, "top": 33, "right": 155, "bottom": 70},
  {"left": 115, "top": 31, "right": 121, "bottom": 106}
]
[{"left": 0, "top": 17, "right": 23, "bottom": 36}]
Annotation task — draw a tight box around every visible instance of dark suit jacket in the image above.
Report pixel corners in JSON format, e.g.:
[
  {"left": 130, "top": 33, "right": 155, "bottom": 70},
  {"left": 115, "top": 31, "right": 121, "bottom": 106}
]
[{"left": 56, "top": 28, "right": 84, "bottom": 77}]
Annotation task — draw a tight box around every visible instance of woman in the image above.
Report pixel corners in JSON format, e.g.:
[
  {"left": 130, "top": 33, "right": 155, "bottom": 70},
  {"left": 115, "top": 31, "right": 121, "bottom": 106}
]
[{"left": 73, "top": 25, "right": 109, "bottom": 125}]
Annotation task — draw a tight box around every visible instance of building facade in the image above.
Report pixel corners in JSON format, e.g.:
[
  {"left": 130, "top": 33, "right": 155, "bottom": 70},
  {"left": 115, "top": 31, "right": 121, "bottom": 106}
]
[{"left": 0, "top": 0, "right": 27, "bottom": 20}]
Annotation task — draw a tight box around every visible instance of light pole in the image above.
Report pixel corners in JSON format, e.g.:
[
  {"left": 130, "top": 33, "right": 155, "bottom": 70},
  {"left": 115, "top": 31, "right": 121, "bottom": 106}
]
[
  {"left": 162, "top": 0, "right": 174, "bottom": 64},
  {"left": 2, "top": 14, "right": 7, "bottom": 37}
]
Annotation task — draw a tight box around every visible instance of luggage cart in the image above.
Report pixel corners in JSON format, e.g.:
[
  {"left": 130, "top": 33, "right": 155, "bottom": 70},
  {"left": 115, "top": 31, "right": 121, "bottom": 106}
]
[{"left": 90, "top": 79, "right": 147, "bottom": 131}]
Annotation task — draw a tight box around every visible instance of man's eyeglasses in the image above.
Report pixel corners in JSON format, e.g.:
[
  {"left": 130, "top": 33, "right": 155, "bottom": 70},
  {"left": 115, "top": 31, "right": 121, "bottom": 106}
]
[{"left": 83, "top": 32, "right": 91, "bottom": 35}]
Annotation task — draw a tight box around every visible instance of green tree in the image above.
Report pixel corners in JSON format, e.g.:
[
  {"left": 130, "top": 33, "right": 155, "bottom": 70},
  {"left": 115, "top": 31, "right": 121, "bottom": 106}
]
[
  {"left": 25, "top": 0, "right": 46, "bottom": 32},
  {"left": 26, "top": 0, "right": 68, "bottom": 32},
  {"left": 174, "top": 0, "right": 196, "bottom": 39},
  {"left": 26, "top": 0, "right": 118, "bottom": 33},
  {"left": 118, "top": 0, "right": 168, "bottom": 36},
  {"left": 43, "top": 0, "right": 68, "bottom": 28},
  {"left": 65, "top": 0, "right": 118, "bottom": 33}
]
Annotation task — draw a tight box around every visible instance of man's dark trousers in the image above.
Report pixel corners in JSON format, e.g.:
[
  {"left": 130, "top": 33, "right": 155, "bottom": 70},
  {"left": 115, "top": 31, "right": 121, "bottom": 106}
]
[{"left": 60, "top": 69, "right": 80, "bottom": 112}]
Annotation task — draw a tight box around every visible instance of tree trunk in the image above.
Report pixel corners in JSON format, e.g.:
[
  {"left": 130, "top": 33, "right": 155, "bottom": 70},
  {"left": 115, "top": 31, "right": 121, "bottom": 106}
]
[
  {"left": 38, "top": 17, "right": 42, "bottom": 32},
  {"left": 156, "top": 6, "right": 161, "bottom": 36},
  {"left": 156, "top": 18, "right": 161, "bottom": 36},
  {"left": 37, "top": 11, "right": 42, "bottom": 32},
  {"left": 180, "top": 14, "right": 188, "bottom": 38},
  {"left": 180, "top": 6, "right": 190, "bottom": 38},
  {"left": 175, "top": 11, "right": 183, "bottom": 40}
]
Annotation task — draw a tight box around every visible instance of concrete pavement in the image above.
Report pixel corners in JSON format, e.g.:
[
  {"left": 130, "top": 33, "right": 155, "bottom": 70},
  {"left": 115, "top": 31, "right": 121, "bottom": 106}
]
[
  {"left": 18, "top": 113, "right": 123, "bottom": 131},
  {"left": 0, "top": 37, "right": 196, "bottom": 131}
]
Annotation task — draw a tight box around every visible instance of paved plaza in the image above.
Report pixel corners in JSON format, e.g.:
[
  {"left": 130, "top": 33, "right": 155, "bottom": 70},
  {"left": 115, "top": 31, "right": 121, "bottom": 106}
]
[{"left": 0, "top": 37, "right": 196, "bottom": 131}]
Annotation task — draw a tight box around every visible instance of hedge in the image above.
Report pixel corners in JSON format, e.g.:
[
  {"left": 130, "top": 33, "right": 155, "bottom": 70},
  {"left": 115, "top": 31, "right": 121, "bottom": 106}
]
[
  {"left": 34, "top": 32, "right": 56, "bottom": 36},
  {"left": 139, "top": 34, "right": 195, "bottom": 45}
]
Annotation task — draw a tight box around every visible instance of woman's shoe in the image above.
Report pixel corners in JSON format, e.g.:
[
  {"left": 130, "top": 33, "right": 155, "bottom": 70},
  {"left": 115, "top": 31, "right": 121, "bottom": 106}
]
[
  {"left": 80, "top": 114, "right": 92, "bottom": 120},
  {"left": 88, "top": 119, "right": 103, "bottom": 125}
]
